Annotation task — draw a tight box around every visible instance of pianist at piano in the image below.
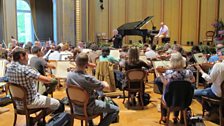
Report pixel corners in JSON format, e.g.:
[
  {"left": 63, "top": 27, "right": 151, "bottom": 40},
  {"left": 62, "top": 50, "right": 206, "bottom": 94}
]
[{"left": 153, "top": 22, "right": 169, "bottom": 45}]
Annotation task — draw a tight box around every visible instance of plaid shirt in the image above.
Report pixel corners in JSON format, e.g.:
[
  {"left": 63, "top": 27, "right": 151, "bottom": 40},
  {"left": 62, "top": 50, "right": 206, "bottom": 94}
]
[{"left": 6, "top": 61, "right": 40, "bottom": 106}]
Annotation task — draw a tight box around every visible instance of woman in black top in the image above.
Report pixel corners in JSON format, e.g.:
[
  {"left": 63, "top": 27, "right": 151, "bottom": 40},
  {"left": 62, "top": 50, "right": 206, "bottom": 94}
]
[
  {"left": 124, "top": 47, "right": 150, "bottom": 105},
  {"left": 125, "top": 47, "right": 150, "bottom": 71}
]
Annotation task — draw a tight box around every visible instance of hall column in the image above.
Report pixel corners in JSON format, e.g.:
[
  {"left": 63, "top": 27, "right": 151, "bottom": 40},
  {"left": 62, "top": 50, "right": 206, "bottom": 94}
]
[{"left": 2, "top": 0, "right": 17, "bottom": 46}]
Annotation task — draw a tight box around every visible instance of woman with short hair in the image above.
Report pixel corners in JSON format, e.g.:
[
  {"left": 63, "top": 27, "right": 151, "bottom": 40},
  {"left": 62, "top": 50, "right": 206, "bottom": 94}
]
[{"left": 159, "top": 52, "right": 195, "bottom": 123}]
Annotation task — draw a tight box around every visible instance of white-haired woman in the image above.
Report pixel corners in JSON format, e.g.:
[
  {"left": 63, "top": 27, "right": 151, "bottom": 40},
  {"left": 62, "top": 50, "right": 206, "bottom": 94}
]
[{"left": 158, "top": 52, "right": 195, "bottom": 123}]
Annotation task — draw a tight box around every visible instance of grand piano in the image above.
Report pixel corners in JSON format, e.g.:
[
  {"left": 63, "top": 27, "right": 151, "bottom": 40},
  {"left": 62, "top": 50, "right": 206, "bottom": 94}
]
[{"left": 117, "top": 16, "right": 158, "bottom": 44}]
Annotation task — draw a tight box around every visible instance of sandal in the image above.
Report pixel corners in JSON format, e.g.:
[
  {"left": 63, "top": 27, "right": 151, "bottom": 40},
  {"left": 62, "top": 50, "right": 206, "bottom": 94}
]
[
  {"left": 161, "top": 116, "right": 167, "bottom": 124},
  {"left": 173, "top": 117, "right": 179, "bottom": 124}
]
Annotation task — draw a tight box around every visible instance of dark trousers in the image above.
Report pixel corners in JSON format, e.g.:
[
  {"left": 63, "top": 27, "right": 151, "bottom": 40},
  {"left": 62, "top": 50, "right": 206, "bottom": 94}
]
[{"left": 42, "top": 80, "right": 58, "bottom": 96}]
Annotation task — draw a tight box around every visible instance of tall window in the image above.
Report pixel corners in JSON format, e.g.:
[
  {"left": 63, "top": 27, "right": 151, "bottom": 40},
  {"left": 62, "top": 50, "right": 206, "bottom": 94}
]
[{"left": 17, "top": 0, "right": 34, "bottom": 43}]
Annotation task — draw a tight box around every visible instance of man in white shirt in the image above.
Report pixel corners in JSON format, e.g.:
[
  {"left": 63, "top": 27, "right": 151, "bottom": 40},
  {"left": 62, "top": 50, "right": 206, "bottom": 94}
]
[
  {"left": 153, "top": 22, "right": 169, "bottom": 45},
  {"left": 194, "top": 55, "right": 224, "bottom": 112},
  {"left": 48, "top": 46, "right": 62, "bottom": 61},
  {"left": 145, "top": 45, "right": 158, "bottom": 60}
]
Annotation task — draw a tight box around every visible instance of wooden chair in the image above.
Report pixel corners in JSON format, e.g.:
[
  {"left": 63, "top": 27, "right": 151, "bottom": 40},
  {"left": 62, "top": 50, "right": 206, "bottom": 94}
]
[
  {"left": 203, "top": 31, "right": 215, "bottom": 45},
  {"left": 0, "top": 59, "right": 7, "bottom": 95},
  {"left": 8, "top": 83, "right": 46, "bottom": 126},
  {"left": 202, "top": 81, "right": 224, "bottom": 126},
  {"left": 122, "top": 69, "right": 146, "bottom": 109},
  {"left": 95, "top": 61, "right": 116, "bottom": 92},
  {"left": 159, "top": 81, "right": 194, "bottom": 126},
  {"left": 66, "top": 84, "right": 102, "bottom": 126}
]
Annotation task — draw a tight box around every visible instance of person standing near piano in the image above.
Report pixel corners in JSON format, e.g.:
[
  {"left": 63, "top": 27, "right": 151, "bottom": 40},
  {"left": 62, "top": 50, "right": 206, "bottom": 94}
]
[
  {"left": 153, "top": 22, "right": 169, "bottom": 45},
  {"left": 109, "top": 29, "right": 123, "bottom": 49}
]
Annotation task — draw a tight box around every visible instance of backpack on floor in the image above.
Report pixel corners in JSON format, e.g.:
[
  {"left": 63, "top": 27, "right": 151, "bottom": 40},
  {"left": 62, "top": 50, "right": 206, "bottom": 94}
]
[
  {"left": 46, "top": 112, "right": 72, "bottom": 126},
  {"left": 0, "top": 95, "right": 12, "bottom": 107},
  {"left": 138, "top": 93, "right": 150, "bottom": 106}
]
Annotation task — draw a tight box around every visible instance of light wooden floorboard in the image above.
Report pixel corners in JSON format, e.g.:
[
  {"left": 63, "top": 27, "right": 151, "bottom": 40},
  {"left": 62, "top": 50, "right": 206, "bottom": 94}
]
[{"left": 0, "top": 82, "right": 219, "bottom": 126}]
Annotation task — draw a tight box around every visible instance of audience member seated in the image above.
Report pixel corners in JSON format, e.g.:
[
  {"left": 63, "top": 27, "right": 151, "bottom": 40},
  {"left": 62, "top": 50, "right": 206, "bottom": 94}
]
[
  {"left": 77, "top": 41, "right": 84, "bottom": 51},
  {"left": 124, "top": 47, "right": 151, "bottom": 105},
  {"left": 60, "top": 43, "right": 73, "bottom": 60},
  {"left": 66, "top": 53, "right": 119, "bottom": 126},
  {"left": 42, "top": 41, "right": 51, "bottom": 55},
  {"left": 145, "top": 44, "right": 159, "bottom": 60},
  {"left": 6, "top": 48, "right": 64, "bottom": 123},
  {"left": 194, "top": 52, "right": 224, "bottom": 115},
  {"left": 208, "top": 43, "right": 224, "bottom": 63},
  {"left": 119, "top": 46, "right": 129, "bottom": 68},
  {"left": 0, "top": 44, "right": 9, "bottom": 60},
  {"left": 30, "top": 46, "right": 57, "bottom": 96},
  {"left": 88, "top": 44, "right": 100, "bottom": 64},
  {"left": 98, "top": 47, "right": 122, "bottom": 90},
  {"left": 158, "top": 52, "right": 195, "bottom": 123},
  {"left": 48, "top": 46, "right": 62, "bottom": 61},
  {"left": 99, "top": 47, "right": 119, "bottom": 64},
  {"left": 23, "top": 42, "right": 33, "bottom": 54},
  {"left": 34, "top": 41, "right": 41, "bottom": 48},
  {"left": 125, "top": 47, "right": 150, "bottom": 71},
  {"left": 142, "top": 44, "right": 149, "bottom": 53}
]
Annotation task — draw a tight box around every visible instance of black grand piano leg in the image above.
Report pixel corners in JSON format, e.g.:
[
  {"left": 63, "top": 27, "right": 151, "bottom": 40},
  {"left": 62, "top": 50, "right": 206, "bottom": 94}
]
[{"left": 143, "top": 36, "right": 146, "bottom": 43}]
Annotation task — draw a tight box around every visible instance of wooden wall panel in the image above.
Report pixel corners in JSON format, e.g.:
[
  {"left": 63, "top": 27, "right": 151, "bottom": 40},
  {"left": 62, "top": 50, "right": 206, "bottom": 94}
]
[
  {"left": 200, "top": 0, "right": 216, "bottom": 42},
  {"left": 181, "top": 0, "right": 197, "bottom": 45},
  {"left": 143, "top": 0, "right": 162, "bottom": 31},
  {"left": 164, "top": 0, "right": 180, "bottom": 43},
  {"left": 88, "top": 0, "right": 96, "bottom": 42},
  {"left": 63, "top": 0, "right": 75, "bottom": 43},
  {"left": 125, "top": 0, "right": 143, "bottom": 42},
  {"left": 3, "top": 0, "right": 17, "bottom": 44},
  {"left": 108, "top": 0, "right": 125, "bottom": 37},
  {"left": 220, "top": 0, "right": 224, "bottom": 21},
  {"left": 95, "top": 0, "right": 109, "bottom": 36},
  {"left": 86, "top": 0, "right": 224, "bottom": 45}
]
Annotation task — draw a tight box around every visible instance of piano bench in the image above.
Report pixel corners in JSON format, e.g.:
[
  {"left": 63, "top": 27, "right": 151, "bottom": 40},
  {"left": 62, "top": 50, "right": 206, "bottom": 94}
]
[{"left": 162, "top": 37, "right": 170, "bottom": 43}]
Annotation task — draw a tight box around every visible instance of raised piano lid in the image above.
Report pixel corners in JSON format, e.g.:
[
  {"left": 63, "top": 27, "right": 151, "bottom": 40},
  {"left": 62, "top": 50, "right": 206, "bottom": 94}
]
[{"left": 117, "top": 16, "right": 154, "bottom": 30}]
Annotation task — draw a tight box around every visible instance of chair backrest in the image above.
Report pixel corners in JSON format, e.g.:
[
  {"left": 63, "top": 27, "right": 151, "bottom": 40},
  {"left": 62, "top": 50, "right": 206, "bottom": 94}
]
[
  {"left": 164, "top": 81, "right": 194, "bottom": 109},
  {"left": 8, "top": 83, "right": 28, "bottom": 109},
  {"left": 55, "top": 61, "right": 73, "bottom": 78},
  {"left": 126, "top": 69, "right": 146, "bottom": 89},
  {"left": 110, "top": 50, "right": 120, "bottom": 60},
  {"left": 206, "top": 31, "right": 215, "bottom": 38},
  {"left": 95, "top": 61, "right": 116, "bottom": 92},
  {"left": 66, "top": 84, "right": 89, "bottom": 116}
]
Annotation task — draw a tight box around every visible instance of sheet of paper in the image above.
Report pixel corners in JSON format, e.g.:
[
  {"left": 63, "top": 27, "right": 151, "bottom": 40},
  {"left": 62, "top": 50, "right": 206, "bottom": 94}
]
[
  {"left": 55, "top": 61, "right": 75, "bottom": 78},
  {"left": 110, "top": 50, "right": 120, "bottom": 60},
  {"left": 152, "top": 61, "right": 170, "bottom": 77},
  {"left": 193, "top": 53, "right": 207, "bottom": 64},
  {"left": 0, "top": 60, "right": 6, "bottom": 77}
]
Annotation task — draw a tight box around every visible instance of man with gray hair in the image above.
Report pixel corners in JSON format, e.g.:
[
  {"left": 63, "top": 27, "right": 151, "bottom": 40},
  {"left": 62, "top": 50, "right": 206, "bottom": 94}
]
[{"left": 109, "top": 29, "right": 123, "bottom": 48}]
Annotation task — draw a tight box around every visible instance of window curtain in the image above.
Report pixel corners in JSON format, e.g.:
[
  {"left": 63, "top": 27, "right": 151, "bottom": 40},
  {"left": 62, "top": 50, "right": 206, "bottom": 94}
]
[{"left": 25, "top": 0, "right": 53, "bottom": 41}]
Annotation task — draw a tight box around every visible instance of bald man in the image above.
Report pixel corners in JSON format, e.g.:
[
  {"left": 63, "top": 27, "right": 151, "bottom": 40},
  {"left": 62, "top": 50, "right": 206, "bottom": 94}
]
[{"left": 153, "top": 22, "right": 169, "bottom": 45}]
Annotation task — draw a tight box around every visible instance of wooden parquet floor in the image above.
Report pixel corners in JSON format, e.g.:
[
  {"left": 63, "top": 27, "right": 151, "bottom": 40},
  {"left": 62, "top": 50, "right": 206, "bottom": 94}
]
[{"left": 0, "top": 82, "right": 219, "bottom": 126}]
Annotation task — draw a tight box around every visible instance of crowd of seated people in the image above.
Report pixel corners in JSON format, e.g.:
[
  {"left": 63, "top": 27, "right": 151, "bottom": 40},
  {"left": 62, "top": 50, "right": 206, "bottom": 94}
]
[{"left": 1, "top": 37, "right": 224, "bottom": 125}]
